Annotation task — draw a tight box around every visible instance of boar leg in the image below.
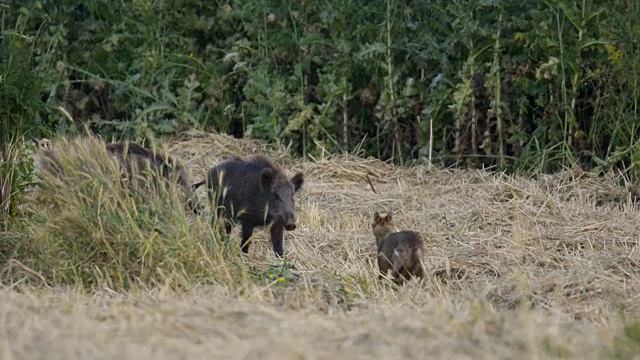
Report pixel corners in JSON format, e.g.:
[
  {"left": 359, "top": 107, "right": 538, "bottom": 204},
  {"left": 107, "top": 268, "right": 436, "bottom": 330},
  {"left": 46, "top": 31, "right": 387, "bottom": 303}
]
[
  {"left": 212, "top": 207, "right": 233, "bottom": 234},
  {"left": 392, "top": 267, "right": 409, "bottom": 285},
  {"left": 377, "top": 254, "right": 391, "bottom": 280},
  {"left": 270, "top": 224, "right": 285, "bottom": 258},
  {"left": 412, "top": 262, "right": 425, "bottom": 280},
  {"left": 240, "top": 224, "right": 255, "bottom": 254}
]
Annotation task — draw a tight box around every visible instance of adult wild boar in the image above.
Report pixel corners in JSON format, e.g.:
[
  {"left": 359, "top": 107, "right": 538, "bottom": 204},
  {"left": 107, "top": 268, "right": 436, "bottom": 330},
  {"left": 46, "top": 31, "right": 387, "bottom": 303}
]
[
  {"left": 30, "top": 138, "right": 203, "bottom": 215},
  {"left": 107, "top": 141, "right": 203, "bottom": 215},
  {"left": 205, "top": 155, "right": 304, "bottom": 257}
]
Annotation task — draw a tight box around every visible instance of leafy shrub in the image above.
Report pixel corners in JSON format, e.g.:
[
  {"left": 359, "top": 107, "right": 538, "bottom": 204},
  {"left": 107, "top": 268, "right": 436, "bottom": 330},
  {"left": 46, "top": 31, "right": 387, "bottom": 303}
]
[
  {"left": 0, "top": 5, "right": 47, "bottom": 229},
  {"left": 4, "top": 0, "right": 640, "bottom": 176}
]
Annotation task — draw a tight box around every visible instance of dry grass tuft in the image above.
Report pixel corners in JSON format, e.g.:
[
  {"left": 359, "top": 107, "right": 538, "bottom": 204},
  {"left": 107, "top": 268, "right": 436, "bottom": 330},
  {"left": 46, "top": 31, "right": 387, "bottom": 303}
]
[
  {"left": 1, "top": 130, "right": 639, "bottom": 358},
  {"left": 2, "top": 136, "right": 247, "bottom": 290}
]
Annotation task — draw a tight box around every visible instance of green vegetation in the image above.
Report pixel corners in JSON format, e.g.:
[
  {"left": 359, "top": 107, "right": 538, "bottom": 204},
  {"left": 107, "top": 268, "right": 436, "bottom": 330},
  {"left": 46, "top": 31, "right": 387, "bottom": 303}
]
[
  {"left": 3, "top": 0, "right": 639, "bottom": 173},
  {"left": 0, "top": 3, "right": 46, "bottom": 228}
]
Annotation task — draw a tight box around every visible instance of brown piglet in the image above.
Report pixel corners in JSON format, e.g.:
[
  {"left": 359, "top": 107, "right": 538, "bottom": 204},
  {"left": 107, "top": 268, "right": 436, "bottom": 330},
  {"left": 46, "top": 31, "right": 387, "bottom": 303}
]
[
  {"left": 372, "top": 212, "right": 425, "bottom": 285},
  {"left": 32, "top": 138, "right": 62, "bottom": 177}
]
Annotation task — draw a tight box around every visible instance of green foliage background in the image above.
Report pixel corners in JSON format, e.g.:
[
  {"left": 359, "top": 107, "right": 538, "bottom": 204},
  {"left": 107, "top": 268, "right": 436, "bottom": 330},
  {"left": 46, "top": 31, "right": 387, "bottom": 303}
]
[{"left": 3, "top": 0, "right": 640, "bottom": 176}]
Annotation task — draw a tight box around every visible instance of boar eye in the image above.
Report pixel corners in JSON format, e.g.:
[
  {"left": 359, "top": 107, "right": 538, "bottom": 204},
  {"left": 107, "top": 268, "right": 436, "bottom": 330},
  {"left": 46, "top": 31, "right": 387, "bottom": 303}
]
[{"left": 274, "top": 193, "right": 281, "bottom": 201}]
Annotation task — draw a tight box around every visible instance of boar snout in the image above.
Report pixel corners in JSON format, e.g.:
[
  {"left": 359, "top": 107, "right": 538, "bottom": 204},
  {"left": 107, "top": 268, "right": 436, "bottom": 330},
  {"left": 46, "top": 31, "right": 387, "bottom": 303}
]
[{"left": 283, "top": 211, "right": 297, "bottom": 231}]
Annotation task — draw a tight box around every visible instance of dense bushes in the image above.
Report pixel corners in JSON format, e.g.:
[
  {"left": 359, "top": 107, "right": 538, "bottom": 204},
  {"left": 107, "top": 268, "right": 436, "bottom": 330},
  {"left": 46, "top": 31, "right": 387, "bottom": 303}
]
[
  {"left": 2, "top": 0, "right": 640, "bottom": 176},
  {"left": 0, "top": 4, "right": 46, "bottom": 227}
]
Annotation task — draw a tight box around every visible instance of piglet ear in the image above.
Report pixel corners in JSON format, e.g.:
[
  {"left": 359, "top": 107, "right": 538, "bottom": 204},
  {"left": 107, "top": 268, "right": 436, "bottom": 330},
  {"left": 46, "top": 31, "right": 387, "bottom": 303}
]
[
  {"left": 260, "top": 168, "right": 275, "bottom": 191},
  {"left": 291, "top": 172, "right": 304, "bottom": 192},
  {"left": 385, "top": 213, "right": 393, "bottom": 223}
]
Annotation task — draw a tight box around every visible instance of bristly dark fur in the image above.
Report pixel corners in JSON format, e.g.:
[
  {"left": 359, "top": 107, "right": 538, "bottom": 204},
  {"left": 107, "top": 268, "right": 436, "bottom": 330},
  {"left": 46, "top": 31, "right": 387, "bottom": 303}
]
[
  {"left": 30, "top": 138, "right": 203, "bottom": 215},
  {"left": 206, "top": 154, "right": 304, "bottom": 257},
  {"left": 106, "top": 141, "right": 203, "bottom": 215}
]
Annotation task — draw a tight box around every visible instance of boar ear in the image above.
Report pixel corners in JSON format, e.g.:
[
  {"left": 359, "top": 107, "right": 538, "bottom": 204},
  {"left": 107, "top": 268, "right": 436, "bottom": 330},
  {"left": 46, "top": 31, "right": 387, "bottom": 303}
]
[
  {"left": 373, "top": 211, "right": 381, "bottom": 223},
  {"left": 260, "top": 168, "right": 275, "bottom": 191},
  {"left": 385, "top": 213, "right": 393, "bottom": 223},
  {"left": 291, "top": 172, "right": 304, "bottom": 192}
]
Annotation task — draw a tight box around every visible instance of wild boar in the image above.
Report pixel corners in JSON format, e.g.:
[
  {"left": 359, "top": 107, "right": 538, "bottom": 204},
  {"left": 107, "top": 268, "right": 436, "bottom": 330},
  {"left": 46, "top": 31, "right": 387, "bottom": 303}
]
[
  {"left": 30, "top": 138, "right": 203, "bottom": 215},
  {"left": 106, "top": 141, "right": 203, "bottom": 215},
  {"left": 206, "top": 155, "right": 304, "bottom": 257}
]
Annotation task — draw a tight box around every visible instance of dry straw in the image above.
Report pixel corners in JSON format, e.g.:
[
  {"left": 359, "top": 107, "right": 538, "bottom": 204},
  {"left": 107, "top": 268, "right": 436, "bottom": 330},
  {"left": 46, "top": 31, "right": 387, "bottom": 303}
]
[{"left": 0, "top": 130, "right": 638, "bottom": 358}]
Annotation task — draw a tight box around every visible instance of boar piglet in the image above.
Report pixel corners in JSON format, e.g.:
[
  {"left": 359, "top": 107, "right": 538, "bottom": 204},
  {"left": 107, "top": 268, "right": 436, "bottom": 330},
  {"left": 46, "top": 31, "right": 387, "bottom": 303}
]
[{"left": 372, "top": 212, "right": 425, "bottom": 285}]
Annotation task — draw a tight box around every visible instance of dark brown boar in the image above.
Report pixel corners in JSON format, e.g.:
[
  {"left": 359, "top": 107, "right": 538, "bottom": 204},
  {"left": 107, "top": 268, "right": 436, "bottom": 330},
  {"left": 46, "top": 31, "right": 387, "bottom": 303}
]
[
  {"left": 106, "top": 141, "right": 203, "bottom": 215},
  {"left": 206, "top": 155, "right": 304, "bottom": 257},
  {"left": 372, "top": 212, "right": 425, "bottom": 285}
]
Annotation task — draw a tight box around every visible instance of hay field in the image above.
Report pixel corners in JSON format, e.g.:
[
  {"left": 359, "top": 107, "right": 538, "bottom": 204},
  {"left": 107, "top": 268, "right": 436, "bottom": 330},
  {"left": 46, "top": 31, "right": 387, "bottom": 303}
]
[{"left": 1, "top": 130, "right": 640, "bottom": 359}]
